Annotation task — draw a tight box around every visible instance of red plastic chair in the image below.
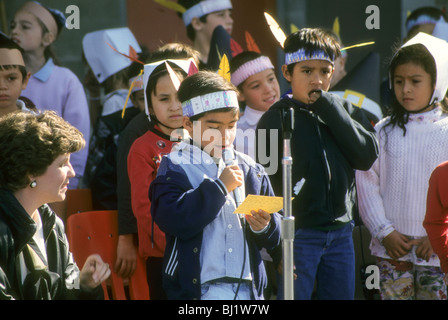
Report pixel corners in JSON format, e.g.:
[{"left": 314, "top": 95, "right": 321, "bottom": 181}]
[
  {"left": 66, "top": 210, "right": 150, "bottom": 300},
  {"left": 65, "top": 188, "right": 93, "bottom": 219}
]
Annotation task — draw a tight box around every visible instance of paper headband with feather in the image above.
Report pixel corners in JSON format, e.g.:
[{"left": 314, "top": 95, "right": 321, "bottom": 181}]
[
  {"left": 154, "top": 0, "right": 232, "bottom": 26},
  {"left": 143, "top": 58, "right": 198, "bottom": 120},
  {"left": 181, "top": 54, "right": 238, "bottom": 118},
  {"left": 264, "top": 12, "right": 375, "bottom": 64}
]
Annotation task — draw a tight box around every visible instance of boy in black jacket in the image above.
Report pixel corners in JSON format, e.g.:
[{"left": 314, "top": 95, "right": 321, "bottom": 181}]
[{"left": 256, "top": 28, "right": 378, "bottom": 300}]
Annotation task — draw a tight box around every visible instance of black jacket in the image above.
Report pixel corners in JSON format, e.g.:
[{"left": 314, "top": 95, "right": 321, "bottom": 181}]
[
  {"left": 256, "top": 92, "right": 378, "bottom": 230},
  {"left": 0, "top": 189, "right": 103, "bottom": 300}
]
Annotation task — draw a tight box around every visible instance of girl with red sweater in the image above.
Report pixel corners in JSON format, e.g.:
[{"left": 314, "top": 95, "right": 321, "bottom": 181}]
[{"left": 127, "top": 54, "right": 197, "bottom": 299}]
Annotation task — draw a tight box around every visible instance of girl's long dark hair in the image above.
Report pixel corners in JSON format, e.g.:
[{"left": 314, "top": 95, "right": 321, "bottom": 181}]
[{"left": 383, "top": 43, "right": 446, "bottom": 137}]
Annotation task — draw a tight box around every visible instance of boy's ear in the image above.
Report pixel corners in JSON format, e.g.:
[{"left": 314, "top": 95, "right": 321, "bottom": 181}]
[
  {"left": 183, "top": 116, "right": 194, "bottom": 136},
  {"left": 237, "top": 92, "right": 246, "bottom": 102},
  {"left": 281, "top": 64, "right": 292, "bottom": 82},
  {"left": 22, "top": 72, "right": 31, "bottom": 90},
  {"left": 191, "top": 17, "right": 204, "bottom": 32}
]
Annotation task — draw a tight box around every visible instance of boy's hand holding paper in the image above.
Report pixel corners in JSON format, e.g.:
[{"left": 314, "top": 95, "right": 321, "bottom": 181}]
[
  {"left": 246, "top": 209, "right": 271, "bottom": 232},
  {"left": 233, "top": 194, "right": 289, "bottom": 215}
]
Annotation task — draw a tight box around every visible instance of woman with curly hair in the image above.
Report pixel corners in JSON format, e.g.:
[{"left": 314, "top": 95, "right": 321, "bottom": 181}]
[{"left": 0, "top": 111, "right": 110, "bottom": 300}]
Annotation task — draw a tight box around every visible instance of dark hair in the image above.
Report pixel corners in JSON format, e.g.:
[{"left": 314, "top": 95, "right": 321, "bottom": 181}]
[
  {"left": 0, "top": 31, "right": 24, "bottom": 52},
  {"left": 145, "top": 43, "right": 200, "bottom": 116},
  {"left": 283, "top": 28, "right": 341, "bottom": 74},
  {"left": 177, "top": 0, "right": 208, "bottom": 41},
  {"left": 384, "top": 43, "right": 440, "bottom": 137},
  {"left": 145, "top": 43, "right": 199, "bottom": 122},
  {"left": 127, "top": 45, "right": 150, "bottom": 80},
  {"left": 405, "top": 7, "right": 446, "bottom": 39},
  {"left": 0, "top": 111, "right": 85, "bottom": 192},
  {"left": 145, "top": 62, "right": 187, "bottom": 113},
  {"left": 0, "top": 65, "right": 27, "bottom": 83},
  {"left": 178, "top": 70, "right": 239, "bottom": 121}
]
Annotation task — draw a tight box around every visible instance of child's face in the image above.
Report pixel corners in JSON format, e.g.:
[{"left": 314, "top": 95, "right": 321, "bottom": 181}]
[
  {"left": 0, "top": 66, "right": 29, "bottom": 112},
  {"left": 239, "top": 69, "right": 280, "bottom": 112},
  {"left": 150, "top": 74, "right": 183, "bottom": 135},
  {"left": 206, "top": 9, "right": 233, "bottom": 35},
  {"left": 282, "top": 59, "right": 334, "bottom": 105},
  {"left": 184, "top": 110, "right": 238, "bottom": 158},
  {"left": 194, "top": 9, "right": 233, "bottom": 42},
  {"left": 131, "top": 90, "right": 145, "bottom": 112},
  {"left": 11, "top": 11, "right": 46, "bottom": 52},
  {"left": 393, "top": 62, "right": 434, "bottom": 112}
]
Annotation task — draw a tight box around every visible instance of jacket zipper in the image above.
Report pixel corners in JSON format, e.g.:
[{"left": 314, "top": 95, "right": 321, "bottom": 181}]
[{"left": 311, "top": 113, "right": 334, "bottom": 216}]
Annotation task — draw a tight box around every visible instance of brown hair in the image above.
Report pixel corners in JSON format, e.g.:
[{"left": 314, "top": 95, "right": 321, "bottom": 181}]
[{"left": 0, "top": 111, "right": 85, "bottom": 192}]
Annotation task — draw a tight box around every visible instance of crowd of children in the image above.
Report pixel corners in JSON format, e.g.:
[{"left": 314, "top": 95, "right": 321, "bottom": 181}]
[{"left": 3, "top": 0, "right": 448, "bottom": 301}]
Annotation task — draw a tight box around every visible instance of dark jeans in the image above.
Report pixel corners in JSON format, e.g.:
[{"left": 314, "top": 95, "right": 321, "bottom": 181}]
[{"left": 293, "top": 222, "right": 355, "bottom": 300}]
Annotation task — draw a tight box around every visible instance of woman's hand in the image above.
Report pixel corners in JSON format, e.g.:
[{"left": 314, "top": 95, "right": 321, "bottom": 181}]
[{"left": 80, "top": 254, "right": 111, "bottom": 290}]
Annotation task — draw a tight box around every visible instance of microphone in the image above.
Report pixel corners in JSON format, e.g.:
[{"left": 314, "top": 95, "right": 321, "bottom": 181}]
[{"left": 222, "top": 147, "right": 243, "bottom": 208}]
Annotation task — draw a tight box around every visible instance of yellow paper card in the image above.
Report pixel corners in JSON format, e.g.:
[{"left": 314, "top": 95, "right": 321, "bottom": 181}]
[{"left": 233, "top": 194, "right": 288, "bottom": 215}]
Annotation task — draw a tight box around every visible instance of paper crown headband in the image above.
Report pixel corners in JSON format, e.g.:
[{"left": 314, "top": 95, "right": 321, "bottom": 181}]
[
  {"left": 17, "top": 1, "right": 62, "bottom": 39},
  {"left": 82, "top": 27, "right": 142, "bottom": 83},
  {"left": 154, "top": 0, "right": 232, "bottom": 26},
  {"left": 182, "top": 0, "right": 232, "bottom": 26},
  {"left": 143, "top": 58, "right": 198, "bottom": 119},
  {"left": 0, "top": 32, "right": 25, "bottom": 66},
  {"left": 231, "top": 56, "right": 274, "bottom": 86},
  {"left": 182, "top": 90, "right": 239, "bottom": 117}
]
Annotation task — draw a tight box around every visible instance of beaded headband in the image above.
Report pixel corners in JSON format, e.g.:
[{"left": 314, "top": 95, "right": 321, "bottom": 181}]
[
  {"left": 285, "top": 48, "right": 334, "bottom": 65},
  {"left": 231, "top": 56, "right": 274, "bottom": 87},
  {"left": 182, "top": 90, "right": 239, "bottom": 117},
  {"left": 406, "top": 14, "right": 439, "bottom": 33},
  {"left": 183, "top": 0, "right": 232, "bottom": 26}
]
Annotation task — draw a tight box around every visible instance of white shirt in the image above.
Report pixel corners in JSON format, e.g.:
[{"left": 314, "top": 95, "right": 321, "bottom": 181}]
[{"left": 356, "top": 106, "right": 448, "bottom": 266}]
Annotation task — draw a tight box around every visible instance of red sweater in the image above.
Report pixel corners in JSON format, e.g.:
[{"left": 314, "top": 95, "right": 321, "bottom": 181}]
[
  {"left": 424, "top": 161, "right": 448, "bottom": 273},
  {"left": 127, "top": 126, "right": 178, "bottom": 258}
]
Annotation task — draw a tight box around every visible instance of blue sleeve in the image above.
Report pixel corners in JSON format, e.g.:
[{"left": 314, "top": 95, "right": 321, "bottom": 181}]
[{"left": 149, "top": 157, "right": 227, "bottom": 241}]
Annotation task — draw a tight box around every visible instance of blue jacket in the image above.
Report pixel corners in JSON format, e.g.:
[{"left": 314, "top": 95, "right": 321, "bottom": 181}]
[{"left": 149, "top": 143, "right": 282, "bottom": 300}]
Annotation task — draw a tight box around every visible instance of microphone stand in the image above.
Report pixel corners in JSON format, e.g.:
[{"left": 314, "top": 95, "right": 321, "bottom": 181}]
[{"left": 281, "top": 106, "right": 294, "bottom": 300}]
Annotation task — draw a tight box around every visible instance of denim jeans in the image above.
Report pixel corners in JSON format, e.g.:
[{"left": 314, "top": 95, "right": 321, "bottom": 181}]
[{"left": 293, "top": 222, "right": 355, "bottom": 300}]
